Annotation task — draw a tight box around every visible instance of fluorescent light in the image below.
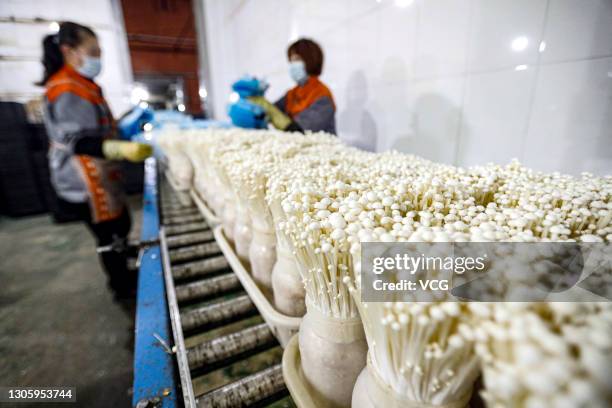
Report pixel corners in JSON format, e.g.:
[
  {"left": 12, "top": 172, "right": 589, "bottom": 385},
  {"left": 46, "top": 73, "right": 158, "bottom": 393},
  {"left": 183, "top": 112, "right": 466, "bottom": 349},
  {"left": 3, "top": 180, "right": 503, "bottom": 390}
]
[
  {"left": 539, "top": 41, "right": 546, "bottom": 52},
  {"left": 395, "top": 0, "right": 414, "bottom": 7},
  {"left": 515, "top": 64, "right": 528, "bottom": 71},
  {"left": 511, "top": 36, "right": 529, "bottom": 52},
  {"left": 131, "top": 84, "right": 149, "bottom": 105}
]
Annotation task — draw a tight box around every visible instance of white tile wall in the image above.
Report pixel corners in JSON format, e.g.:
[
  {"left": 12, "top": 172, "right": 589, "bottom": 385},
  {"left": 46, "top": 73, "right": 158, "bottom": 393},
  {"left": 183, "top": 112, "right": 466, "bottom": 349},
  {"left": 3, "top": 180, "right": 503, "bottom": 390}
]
[
  {"left": 407, "top": 77, "right": 465, "bottom": 164},
  {"left": 467, "top": 0, "right": 547, "bottom": 72},
  {"left": 524, "top": 57, "right": 612, "bottom": 176},
  {"left": 458, "top": 67, "right": 536, "bottom": 167},
  {"left": 542, "top": 0, "right": 612, "bottom": 63},
  {"left": 0, "top": 0, "right": 132, "bottom": 115},
  {"left": 415, "top": 0, "right": 471, "bottom": 79},
  {"left": 201, "top": 0, "right": 612, "bottom": 176},
  {"left": 377, "top": 3, "right": 416, "bottom": 84}
]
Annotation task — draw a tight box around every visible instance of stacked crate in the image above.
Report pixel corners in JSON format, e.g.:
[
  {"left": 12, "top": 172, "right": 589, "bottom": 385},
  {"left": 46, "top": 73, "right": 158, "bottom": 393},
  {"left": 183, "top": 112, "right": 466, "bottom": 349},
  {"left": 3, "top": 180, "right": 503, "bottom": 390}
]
[{"left": 0, "top": 102, "right": 47, "bottom": 217}]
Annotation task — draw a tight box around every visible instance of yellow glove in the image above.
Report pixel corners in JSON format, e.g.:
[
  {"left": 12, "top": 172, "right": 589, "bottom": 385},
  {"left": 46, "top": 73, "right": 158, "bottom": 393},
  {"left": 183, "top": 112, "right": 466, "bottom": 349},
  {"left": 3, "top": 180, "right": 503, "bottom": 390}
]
[
  {"left": 248, "top": 96, "right": 292, "bottom": 130},
  {"left": 102, "top": 141, "right": 153, "bottom": 162}
]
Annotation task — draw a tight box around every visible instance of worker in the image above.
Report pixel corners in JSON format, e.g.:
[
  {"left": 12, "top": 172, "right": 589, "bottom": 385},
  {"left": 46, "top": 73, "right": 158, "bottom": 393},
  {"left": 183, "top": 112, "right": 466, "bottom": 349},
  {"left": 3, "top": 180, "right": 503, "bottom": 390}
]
[
  {"left": 249, "top": 38, "right": 336, "bottom": 134},
  {"left": 38, "top": 22, "right": 152, "bottom": 299}
]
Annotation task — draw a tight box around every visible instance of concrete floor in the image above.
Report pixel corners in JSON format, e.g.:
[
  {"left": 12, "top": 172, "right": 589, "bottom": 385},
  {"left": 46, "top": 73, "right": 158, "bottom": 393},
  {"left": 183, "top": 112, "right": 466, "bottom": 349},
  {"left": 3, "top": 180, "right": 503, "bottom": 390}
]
[{"left": 0, "top": 201, "right": 142, "bottom": 407}]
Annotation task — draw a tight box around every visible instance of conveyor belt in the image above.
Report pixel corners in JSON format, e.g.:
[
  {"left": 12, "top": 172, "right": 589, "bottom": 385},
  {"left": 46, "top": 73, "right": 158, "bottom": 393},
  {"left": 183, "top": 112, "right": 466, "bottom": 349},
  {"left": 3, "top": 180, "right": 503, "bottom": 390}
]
[{"left": 159, "top": 177, "right": 294, "bottom": 408}]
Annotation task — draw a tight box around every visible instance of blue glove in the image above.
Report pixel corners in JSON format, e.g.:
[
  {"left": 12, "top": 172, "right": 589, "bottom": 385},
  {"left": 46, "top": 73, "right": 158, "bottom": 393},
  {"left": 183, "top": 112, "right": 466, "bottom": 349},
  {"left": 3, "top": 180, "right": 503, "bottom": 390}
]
[
  {"left": 228, "top": 99, "right": 267, "bottom": 129},
  {"left": 118, "top": 106, "right": 154, "bottom": 140},
  {"left": 232, "top": 76, "right": 269, "bottom": 98}
]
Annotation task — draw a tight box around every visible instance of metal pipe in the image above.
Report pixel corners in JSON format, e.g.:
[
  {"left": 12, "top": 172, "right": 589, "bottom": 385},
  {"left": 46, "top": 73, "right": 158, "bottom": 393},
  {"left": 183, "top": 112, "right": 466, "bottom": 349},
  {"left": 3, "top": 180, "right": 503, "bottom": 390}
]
[
  {"left": 163, "top": 207, "right": 200, "bottom": 217},
  {"left": 181, "top": 295, "right": 256, "bottom": 332},
  {"left": 196, "top": 364, "right": 285, "bottom": 408},
  {"left": 164, "top": 213, "right": 204, "bottom": 225},
  {"left": 166, "top": 230, "right": 214, "bottom": 248},
  {"left": 175, "top": 273, "right": 240, "bottom": 303},
  {"left": 169, "top": 242, "right": 220, "bottom": 263},
  {"left": 161, "top": 202, "right": 195, "bottom": 211},
  {"left": 187, "top": 323, "right": 275, "bottom": 370},
  {"left": 165, "top": 222, "right": 209, "bottom": 236},
  {"left": 171, "top": 256, "right": 229, "bottom": 280}
]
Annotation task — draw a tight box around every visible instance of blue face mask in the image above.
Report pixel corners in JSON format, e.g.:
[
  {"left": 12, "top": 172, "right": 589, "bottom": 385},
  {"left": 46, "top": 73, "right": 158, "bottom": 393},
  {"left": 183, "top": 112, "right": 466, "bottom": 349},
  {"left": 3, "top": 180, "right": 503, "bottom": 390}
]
[
  {"left": 289, "top": 60, "right": 307, "bottom": 84},
  {"left": 77, "top": 56, "right": 102, "bottom": 79}
]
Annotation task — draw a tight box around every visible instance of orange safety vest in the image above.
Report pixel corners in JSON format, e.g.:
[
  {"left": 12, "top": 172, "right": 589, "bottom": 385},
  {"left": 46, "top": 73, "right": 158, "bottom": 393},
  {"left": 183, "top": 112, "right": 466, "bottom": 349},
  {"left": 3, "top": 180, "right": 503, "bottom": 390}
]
[
  {"left": 285, "top": 76, "right": 335, "bottom": 118},
  {"left": 45, "top": 65, "right": 124, "bottom": 223}
]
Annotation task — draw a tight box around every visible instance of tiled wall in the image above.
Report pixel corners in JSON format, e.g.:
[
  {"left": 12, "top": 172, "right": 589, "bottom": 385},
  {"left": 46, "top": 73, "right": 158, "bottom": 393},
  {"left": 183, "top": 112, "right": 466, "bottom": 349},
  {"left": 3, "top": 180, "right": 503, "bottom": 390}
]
[
  {"left": 0, "top": 0, "right": 133, "bottom": 115},
  {"left": 202, "top": 0, "right": 612, "bottom": 176}
]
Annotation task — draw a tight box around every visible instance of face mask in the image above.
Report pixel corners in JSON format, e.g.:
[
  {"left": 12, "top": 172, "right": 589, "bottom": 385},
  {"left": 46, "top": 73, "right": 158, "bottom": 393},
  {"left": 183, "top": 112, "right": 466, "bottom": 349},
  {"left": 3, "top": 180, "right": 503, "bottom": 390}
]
[
  {"left": 77, "top": 55, "right": 102, "bottom": 79},
  {"left": 289, "top": 60, "right": 307, "bottom": 84}
]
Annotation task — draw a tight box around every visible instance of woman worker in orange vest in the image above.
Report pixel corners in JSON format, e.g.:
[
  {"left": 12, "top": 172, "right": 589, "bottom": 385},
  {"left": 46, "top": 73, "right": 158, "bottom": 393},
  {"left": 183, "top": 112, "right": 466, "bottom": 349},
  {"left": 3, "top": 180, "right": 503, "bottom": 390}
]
[
  {"left": 250, "top": 38, "right": 336, "bottom": 134},
  {"left": 39, "top": 22, "right": 152, "bottom": 298}
]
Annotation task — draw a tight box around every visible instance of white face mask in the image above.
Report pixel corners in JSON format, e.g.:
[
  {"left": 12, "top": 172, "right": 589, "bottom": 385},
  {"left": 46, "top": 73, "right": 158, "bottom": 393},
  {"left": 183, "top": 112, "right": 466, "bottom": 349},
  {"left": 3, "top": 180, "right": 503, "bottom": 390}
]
[
  {"left": 289, "top": 60, "right": 307, "bottom": 84},
  {"left": 77, "top": 55, "right": 102, "bottom": 79}
]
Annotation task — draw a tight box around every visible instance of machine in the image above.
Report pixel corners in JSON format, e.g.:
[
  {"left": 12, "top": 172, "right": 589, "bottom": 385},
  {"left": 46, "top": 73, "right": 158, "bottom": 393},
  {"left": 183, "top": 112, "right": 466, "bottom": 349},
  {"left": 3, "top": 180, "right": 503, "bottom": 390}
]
[{"left": 131, "top": 158, "right": 292, "bottom": 408}]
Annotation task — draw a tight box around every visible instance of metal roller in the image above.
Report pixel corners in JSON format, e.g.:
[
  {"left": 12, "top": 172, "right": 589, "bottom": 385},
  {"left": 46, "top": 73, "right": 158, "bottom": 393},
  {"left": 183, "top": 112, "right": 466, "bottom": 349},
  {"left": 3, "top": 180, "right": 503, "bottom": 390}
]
[
  {"left": 161, "top": 202, "right": 193, "bottom": 211},
  {"left": 196, "top": 364, "right": 285, "bottom": 408},
  {"left": 175, "top": 273, "right": 241, "bottom": 303},
  {"left": 163, "top": 207, "right": 200, "bottom": 217},
  {"left": 169, "top": 242, "right": 221, "bottom": 263},
  {"left": 165, "top": 222, "right": 209, "bottom": 236},
  {"left": 171, "top": 256, "right": 230, "bottom": 280},
  {"left": 153, "top": 172, "right": 292, "bottom": 407},
  {"left": 166, "top": 230, "right": 215, "bottom": 249},
  {"left": 187, "top": 323, "right": 275, "bottom": 370},
  {"left": 164, "top": 213, "right": 205, "bottom": 225},
  {"left": 181, "top": 294, "right": 256, "bottom": 332}
]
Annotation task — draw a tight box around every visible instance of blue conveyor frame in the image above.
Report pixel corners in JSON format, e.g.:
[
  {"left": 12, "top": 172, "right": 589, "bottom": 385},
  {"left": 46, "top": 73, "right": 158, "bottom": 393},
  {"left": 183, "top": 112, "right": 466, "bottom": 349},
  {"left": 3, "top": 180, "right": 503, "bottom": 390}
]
[{"left": 132, "top": 157, "right": 178, "bottom": 407}]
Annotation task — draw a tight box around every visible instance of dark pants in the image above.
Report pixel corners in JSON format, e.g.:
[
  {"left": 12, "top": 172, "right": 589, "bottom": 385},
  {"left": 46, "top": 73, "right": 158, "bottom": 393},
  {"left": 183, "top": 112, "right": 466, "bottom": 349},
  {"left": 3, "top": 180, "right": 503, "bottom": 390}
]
[{"left": 57, "top": 198, "right": 136, "bottom": 297}]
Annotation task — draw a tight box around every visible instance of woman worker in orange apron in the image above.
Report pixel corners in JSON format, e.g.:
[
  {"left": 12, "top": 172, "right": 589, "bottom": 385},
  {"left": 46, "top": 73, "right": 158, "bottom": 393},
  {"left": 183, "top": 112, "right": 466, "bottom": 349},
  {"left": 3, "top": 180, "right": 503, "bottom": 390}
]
[
  {"left": 250, "top": 38, "right": 336, "bottom": 134},
  {"left": 39, "top": 22, "right": 152, "bottom": 298}
]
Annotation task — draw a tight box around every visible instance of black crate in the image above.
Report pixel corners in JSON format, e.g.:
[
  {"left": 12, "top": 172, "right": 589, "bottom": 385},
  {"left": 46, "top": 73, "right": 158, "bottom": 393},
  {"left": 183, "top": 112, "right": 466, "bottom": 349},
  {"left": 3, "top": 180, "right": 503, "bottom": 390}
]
[
  {"left": 0, "top": 191, "right": 46, "bottom": 216},
  {"left": 27, "top": 124, "right": 49, "bottom": 152},
  {"left": 0, "top": 124, "right": 47, "bottom": 217},
  {"left": 0, "top": 126, "right": 30, "bottom": 147},
  {"left": 0, "top": 102, "right": 27, "bottom": 128}
]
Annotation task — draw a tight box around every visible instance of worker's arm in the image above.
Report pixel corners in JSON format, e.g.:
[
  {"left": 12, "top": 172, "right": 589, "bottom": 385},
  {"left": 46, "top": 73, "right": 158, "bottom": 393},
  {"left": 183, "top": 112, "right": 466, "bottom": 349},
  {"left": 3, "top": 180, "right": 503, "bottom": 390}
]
[
  {"left": 272, "top": 95, "right": 304, "bottom": 131},
  {"left": 71, "top": 136, "right": 152, "bottom": 162},
  {"left": 51, "top": 93, "right": 151, "bottom": 162},
  {"left": 293, "top": 96, "right": 336, "bottom": 134},
  {"left": 274, "top": 95, "right": 287, "bottom": 113},
  {"left": 273, "top": 94, "right": 304, "bottom": 132},
  {"left": 51, "top": 92, "right": 104, "bottom": 152}
]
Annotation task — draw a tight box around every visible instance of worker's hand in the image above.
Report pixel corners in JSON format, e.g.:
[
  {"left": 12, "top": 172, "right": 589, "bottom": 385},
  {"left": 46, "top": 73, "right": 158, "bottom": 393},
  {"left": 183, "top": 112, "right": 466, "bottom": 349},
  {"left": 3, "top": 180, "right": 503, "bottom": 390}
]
[
  {"left": 102, "top": 140, "right": 153, "bottom": 162},
  {"left": 248, "top": 96, "right": 292, "bottom": 130}
]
